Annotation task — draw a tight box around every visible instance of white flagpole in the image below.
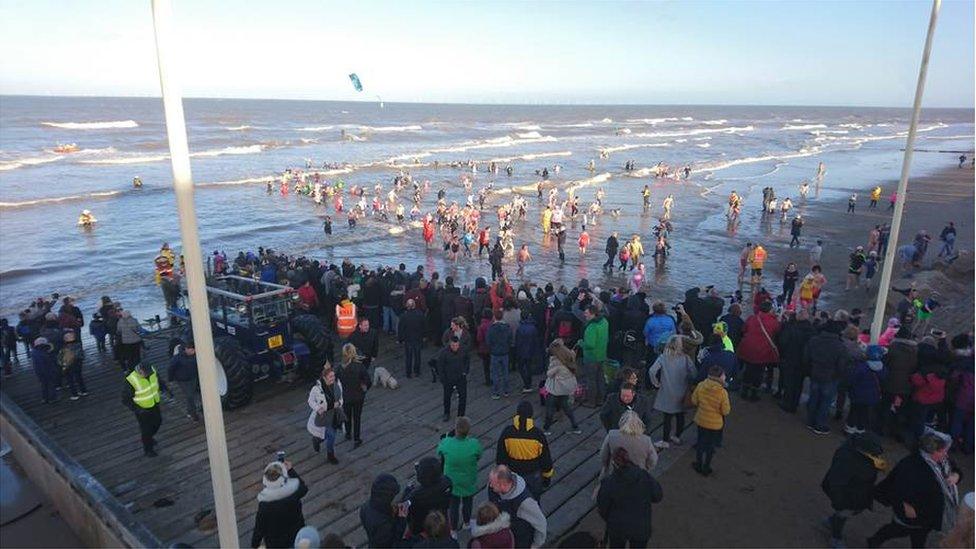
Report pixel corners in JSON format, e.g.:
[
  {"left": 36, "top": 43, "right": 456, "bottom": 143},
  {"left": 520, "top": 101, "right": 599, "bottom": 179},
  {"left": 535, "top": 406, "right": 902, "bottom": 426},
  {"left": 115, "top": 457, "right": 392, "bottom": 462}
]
[
  {"left": 150, "top": 0, "right": 240, "bottom": 546},
  {"left": 870, "top": 0, "right": 942, "bottom": 343}
]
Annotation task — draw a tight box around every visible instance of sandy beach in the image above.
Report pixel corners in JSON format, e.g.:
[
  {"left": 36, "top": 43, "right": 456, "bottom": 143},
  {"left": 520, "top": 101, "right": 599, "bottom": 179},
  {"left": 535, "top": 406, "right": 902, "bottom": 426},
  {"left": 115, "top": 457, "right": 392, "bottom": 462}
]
[{"left": 568, "top": 161, "right": 975, "bottom": 547}]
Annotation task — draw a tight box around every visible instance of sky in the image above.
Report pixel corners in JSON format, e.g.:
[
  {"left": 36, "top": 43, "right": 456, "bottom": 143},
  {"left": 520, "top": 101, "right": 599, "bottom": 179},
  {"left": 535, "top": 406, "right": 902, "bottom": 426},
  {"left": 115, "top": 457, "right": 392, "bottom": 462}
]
[{"left": 0, "top": 0, "right": 972, "bottom": 107}]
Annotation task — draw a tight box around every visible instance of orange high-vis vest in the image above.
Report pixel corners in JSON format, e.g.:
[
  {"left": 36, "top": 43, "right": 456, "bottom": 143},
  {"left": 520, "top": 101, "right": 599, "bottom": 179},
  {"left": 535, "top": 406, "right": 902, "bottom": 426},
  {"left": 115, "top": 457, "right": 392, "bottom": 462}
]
[
  {"left": 752, "top": 246, "right": 767, "bottom": 268},
  {"left": 336, "top": 301, "right": 357, "bottom": 338}
]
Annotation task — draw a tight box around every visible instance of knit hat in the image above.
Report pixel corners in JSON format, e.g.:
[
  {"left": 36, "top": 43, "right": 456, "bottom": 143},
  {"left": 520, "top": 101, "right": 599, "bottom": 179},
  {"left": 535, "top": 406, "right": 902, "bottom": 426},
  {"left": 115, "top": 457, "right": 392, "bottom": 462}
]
[
  {"left": 33, "top": 337, "right": 49, "bottom": 347},
  {"left": 45, "top": 312, "right": 58, "bottom": 322},
  {"left": 294, "top": 526, "right": 320, "bottom": 549},
  {"left": 887, "top": 317, "right": 901, "bottom": 328},
  {"left": 516, "top": 400, "right": 533, "bottom": 419},
  {"left": 262, "top": 462, "right": 288, "bottom": 490}
]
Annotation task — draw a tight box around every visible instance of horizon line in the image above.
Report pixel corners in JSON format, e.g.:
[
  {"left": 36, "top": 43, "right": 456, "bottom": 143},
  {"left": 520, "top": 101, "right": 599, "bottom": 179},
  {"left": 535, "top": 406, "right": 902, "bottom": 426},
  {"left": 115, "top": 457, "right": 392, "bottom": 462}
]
[{"left": 1, "top": 93, "right": 973, "bottom": 111}]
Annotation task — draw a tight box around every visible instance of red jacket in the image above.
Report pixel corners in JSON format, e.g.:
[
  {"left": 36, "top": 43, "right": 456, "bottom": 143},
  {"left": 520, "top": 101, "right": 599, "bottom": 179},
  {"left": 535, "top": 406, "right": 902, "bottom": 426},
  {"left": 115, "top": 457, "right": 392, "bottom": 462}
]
[
  {"left": 910, "top": 372, "right": 946, "bottom": 405},
  {"left": 297, "top": 284, "right": 319, "bottom": 311},
  {"left": 736, "top": 312, "right": 781, "bottom": 365}
]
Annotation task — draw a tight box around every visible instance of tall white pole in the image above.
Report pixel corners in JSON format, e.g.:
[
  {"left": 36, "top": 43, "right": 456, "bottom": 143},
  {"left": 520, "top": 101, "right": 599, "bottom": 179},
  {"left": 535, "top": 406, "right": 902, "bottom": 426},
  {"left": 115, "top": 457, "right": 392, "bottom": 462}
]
[
  {"left": 150, "top": 1, "right": 240, "bottom": 546},
  {"left": 870, "top": 0, "right": 942, "bottom": 343}
]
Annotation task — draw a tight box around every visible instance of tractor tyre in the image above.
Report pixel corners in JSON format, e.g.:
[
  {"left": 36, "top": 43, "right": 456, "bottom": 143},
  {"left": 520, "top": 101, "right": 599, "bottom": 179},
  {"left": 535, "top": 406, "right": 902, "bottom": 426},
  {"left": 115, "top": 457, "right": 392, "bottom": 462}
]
[{"left": 213, "top": 337, "right": 253, "bottom": 409}]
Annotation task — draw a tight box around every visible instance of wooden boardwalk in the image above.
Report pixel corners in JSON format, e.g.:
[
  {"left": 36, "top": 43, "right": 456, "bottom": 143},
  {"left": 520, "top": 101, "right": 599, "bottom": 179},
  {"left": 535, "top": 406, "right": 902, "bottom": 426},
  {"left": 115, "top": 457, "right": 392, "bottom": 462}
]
[{"left": 0, "top": 331, "right": 683, "bottom": 547}]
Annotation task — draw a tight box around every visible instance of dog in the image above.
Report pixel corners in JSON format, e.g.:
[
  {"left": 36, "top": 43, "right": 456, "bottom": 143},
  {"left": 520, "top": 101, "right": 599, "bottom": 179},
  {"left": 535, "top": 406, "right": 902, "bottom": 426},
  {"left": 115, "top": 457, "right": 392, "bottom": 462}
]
[{"left": 372, "top": 366, "right": 399, "bottom": 389}]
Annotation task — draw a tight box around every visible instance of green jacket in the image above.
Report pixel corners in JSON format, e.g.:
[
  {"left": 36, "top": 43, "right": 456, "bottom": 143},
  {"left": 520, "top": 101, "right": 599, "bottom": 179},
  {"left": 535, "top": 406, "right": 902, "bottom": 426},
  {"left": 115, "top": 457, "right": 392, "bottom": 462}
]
[
  {"left": 582, "top": 316, "right": 609, "bottom": 363},
  {"left": 436, "top": 435, "right": 483, "bottom": 497}
]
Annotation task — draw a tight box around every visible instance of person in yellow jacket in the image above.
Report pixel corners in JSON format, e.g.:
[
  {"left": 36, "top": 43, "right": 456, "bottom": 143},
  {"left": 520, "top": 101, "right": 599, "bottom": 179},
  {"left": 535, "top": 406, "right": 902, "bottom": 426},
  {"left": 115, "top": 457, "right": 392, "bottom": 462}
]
[
  {"left": 749, "top": 244, "right": 767, "bottom": 284},
  {"left": 869, "top": 185, "right": 882, "bottom": 208},
  {"left": 627, "top": 236, "right": 644, "bottom": 270},
  {"left": 495, "top": 401, "right": 554, "bottom": 500},
  {"left": 541, "top": 206, "right": 552, "bottom": 235},
  {"left": 690, "top": 365, "right": 730, "bottom": 476},
  {"left": 335, "top": 296, "right": 357, "bottom": 339},
  {"left": 122, "top": 362, "right": 172, "bottom": 457}
]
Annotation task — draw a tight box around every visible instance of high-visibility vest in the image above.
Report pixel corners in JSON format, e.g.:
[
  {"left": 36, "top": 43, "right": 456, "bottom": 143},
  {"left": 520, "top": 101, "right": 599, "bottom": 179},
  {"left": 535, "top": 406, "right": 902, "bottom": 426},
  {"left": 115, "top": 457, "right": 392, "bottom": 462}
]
[
  {"left": 336, "top": 302, "right": 357, "bottom": 338},
  {"left": 126, "top": 369, "right": 160, "bottom": 409}
]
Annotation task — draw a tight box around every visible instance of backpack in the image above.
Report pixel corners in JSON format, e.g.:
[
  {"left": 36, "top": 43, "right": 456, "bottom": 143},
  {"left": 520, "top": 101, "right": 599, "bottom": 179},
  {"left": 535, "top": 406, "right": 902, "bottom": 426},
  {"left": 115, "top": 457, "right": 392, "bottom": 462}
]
[{"left": 58, "top": 346, "right": 76, "bottom": 369}]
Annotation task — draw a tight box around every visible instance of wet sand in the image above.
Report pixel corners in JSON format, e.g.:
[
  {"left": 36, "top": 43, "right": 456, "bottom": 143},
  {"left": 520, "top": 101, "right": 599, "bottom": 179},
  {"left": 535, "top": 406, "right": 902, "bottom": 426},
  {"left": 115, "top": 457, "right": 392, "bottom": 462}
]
[{"left": 567, "top": 163, "right": 975, "bottom": 546}]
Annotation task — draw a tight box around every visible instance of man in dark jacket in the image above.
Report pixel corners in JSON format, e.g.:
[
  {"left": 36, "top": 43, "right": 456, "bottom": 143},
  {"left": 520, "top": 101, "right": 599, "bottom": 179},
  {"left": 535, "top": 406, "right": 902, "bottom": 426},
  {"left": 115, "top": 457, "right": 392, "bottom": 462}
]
[
  {"left": 720, "top": 303, "right": 745, "bottom": 349},
  {"left": 778, "top": 310, "right": 817, "bottom": 413},
  {"left": 604, "top": 232, "right": 620, "bottom": 271},
  {"left": 821, "top": 433, "right": 887, "bottom": 547},
  {"left": 514, "top": 312, "right": 540, "bottom": 393},
  {"left": 30, "top": 337, "right": 58, "bottom": 403},
  {"left": 398, "top": 299, "right": 426, "bottom": 378},
  {"left": 804, "top": 319, "right": 851, "bottom": 435},
  {"left": 360, "top": 473, "right": 407, "bottom": 548},
  {"left": 432, "top": 337, "right": 469, "bottom": 421},
  {"left": 486, "top": 310, "right": 513, "bottom": 398},
  {"left": 251, "top": 461, "right": 308, "bottom": 549},
  {"left": 597, "top": 447, "right": 664, "bottom": 548},
  {"left": 404, "top": 456, "right": 453, "bottom": 540},
  {"left": 698, "top": 334, "right": 739, "bottom": 386},
  {"left": 168, "top": 341, "right": 200, "bottom": 421},
  {"left": 868, "top": 431, "right": 962, "bottom": 548},
  {"left": 600, "top": 383, "right": 652, "bottom": 432},
  {"left": 440, "top": 277, "right": 461, "bottom": 334},
  {"left": 496, "top": 401, "right": 554, "bottom": 501},
  {"left": 682, "top": 287, "right": 718, "bottom": 337},
  {"left": 349, "top": 317, "right": 379, "bottom": 369}
]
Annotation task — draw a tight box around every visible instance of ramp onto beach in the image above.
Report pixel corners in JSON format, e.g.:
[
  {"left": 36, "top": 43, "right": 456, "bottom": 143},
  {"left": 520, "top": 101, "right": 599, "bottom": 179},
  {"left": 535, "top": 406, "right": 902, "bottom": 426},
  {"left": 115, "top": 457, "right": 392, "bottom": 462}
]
[{"left": 0, "top": 333, "right": 681, "bottom": 547}]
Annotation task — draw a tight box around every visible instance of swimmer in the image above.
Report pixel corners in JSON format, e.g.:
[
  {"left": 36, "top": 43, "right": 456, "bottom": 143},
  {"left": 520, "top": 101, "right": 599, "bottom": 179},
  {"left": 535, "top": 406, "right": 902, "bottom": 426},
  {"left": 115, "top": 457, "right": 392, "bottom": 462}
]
[
  {"left": 516, "top": 244, "right": 531, "bottom": 276},
  {"left": 662, "top": 194, "right": 674, "bottom": 221},
  {"left": 799, "top": 181, "right": 810, "bottom": 199},
  {"left": 133, "top": 176, "right": 143, "bottom": 188},
  {"left": 642, "top": 185, "right": 651, "bottom": 211},
  {"left": 578, "top": 230, "right": 590, "bottom": 256}
]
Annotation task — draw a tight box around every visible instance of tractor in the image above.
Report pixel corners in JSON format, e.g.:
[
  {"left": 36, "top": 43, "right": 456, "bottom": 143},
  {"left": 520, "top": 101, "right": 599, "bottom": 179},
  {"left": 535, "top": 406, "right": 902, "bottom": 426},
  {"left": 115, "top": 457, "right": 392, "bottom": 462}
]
[{"left": 166, "top": 275, "right": 330, "bottom": 408}]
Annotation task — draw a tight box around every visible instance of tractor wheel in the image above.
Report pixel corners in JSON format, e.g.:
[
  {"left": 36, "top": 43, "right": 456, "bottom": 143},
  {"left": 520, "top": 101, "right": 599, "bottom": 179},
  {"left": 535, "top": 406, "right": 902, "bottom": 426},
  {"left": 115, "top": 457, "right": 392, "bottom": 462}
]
[
  {"left": 213, "top": 337, "right": 252, "bottom": 409},
  {"left": 291, "top": 314, "right": 333, "bottom": 369}
]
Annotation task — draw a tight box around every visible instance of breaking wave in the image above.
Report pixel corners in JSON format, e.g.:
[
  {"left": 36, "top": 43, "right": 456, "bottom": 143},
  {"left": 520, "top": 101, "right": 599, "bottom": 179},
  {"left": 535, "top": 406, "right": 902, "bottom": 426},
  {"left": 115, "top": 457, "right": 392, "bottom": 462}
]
[{"left": 42, "top": 120, "right": 139, "bottom": 130}]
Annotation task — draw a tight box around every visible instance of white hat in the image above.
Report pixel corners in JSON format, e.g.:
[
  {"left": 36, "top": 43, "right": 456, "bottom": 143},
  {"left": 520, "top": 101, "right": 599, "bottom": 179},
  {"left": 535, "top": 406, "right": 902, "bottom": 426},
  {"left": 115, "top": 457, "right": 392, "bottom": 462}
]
[{"left": 33, "top": 337, "right": 49, "bottom": 347}]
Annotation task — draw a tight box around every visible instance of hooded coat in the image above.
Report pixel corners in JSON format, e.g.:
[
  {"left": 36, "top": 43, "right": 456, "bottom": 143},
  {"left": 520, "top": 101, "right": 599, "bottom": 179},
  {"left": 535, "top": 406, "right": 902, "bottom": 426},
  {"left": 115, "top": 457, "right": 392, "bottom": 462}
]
[
  {"left": 250, "top": 466, "right": 308, "bottom": 548},
  {"left": 596, "top": 462, "right": 663, "bottom": 542},
  {"left": 359, "top": 474, "right": 407, "bottom": 548},
  {"left": 469, "top": 512, "right": 515, "bottom": 549},
  {"left": 404, "top": 456, "right": 453, "bottom": 535},
  {"left": 820, "top": 434, "right": 886, "bottom": 511}
]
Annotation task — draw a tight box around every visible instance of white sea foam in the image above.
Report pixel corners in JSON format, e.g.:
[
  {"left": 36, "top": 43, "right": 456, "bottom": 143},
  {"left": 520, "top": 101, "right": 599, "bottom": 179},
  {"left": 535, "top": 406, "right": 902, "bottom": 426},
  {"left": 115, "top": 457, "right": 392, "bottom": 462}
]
[
  {"left": 696, "top": 143, "right": 711, "bottom": 148},
  {"left": 565, "top": 172, "right": 612, "bottom": 194},
  {"left": 300, "top": 138, "right": 318, "bottom": 144},
  {"left": 0, "top": 155, "right": 63, "bottom": 171},
  {"left": 488, "top": 151, "right": 573, "bottom": 163},
  {"left": 516, "top": 125, "right": 542, "bottom": 131},
  {"left": 225, "top": 125, "right": 253, "bottom": 131},
  {"left": 692, "top": 137, "right": 712, "bottom": 141},
  {"left": 675, "top": 139, "right": 688, "bottom": 143},
  {"left": 551, "top": 122, "right": 593, "bottom": 128},
  {"left": 360, "top": 125, "right": 422, "bottom": 132},
  {"left": 615, "top": 128, "right": 632, "bottom": 135},
  {"left": 631, "top": 125, "right": 754, "bottom": 139},
  {"left": 600, "top": 118, "right": 613, "bottom": 123},
  {"left": 82, "top": 144, "right": 267, "bottom": 165},
  {"left": 781, "top": 124, "right": 827, "bottom": 131},
  {"left": 0, "top": 190, "right": 122, "bottom": 209},
  {"left": 388, "top": 152, "right": 432, "bottom": 163},
  {"left": 429, "top": 135, "right": 558, "bottom": 154},
  {"left": 299, "top": 125, "right": 335, "bottom": 132},
  {"left": 625, "top": 118, "right": 679, "bottom": 125},
  {"left": 700, "top": 119, "right": 727, "bottom": 125},
  {"left": 809, "top": 130, "right": 849, "bottom": 136},
  {"left": 42, "top": 120, "right": 139, "bottom": 130},
  {"left": 599, "top": 142, "right": 671, "bottom": 154},
  {"left": 838, "top": 123, "right": 864, "bottom": 129},
  {"left": 681, "top": 117, "right": 693, "bottom": 121},
  {"left": 516, "top": 131, "right": 543, "bottom": 139}
]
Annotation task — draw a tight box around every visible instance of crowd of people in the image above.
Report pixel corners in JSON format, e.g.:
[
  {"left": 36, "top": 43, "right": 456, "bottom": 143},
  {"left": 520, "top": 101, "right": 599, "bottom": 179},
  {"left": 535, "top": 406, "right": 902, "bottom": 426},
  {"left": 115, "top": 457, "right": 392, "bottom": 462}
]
[{"left": 2, "top": 157, "right": 972, "bottom": 548}]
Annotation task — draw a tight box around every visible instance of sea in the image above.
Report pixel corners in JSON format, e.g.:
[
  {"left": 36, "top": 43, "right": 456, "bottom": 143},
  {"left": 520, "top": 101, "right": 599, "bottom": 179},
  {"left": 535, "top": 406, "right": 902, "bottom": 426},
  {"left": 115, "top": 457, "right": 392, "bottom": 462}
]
[{"left": 0, "top": 96, "right": 972, "bottom": 322}]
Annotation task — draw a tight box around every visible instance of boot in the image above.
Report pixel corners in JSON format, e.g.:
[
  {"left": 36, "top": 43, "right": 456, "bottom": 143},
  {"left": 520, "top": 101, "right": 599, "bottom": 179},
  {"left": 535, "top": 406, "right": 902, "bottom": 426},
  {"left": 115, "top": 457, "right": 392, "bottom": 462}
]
[
  {"left": 327, "top": 452, "right": 339, "bottom": 464},
  {"left": 312, "top": 436, "right": 322, "bottom": 453}
]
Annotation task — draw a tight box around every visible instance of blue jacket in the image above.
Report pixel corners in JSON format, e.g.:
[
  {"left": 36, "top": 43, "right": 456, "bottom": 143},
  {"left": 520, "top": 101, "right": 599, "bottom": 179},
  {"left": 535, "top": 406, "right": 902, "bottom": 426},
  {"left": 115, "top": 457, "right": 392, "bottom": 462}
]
[
  {"left": 697, "top": 344, "right": 739, "bottom": 382},
  {"left": 848, "top": 361, "right": 885, "bottom": 405},
  {"left": 486, "top": 321, "right": 512, "bottom": 357},
  {"left": 260, "top": 263, "right": 278, "bottom": 283},
  {"left": 31, "top": 346, "right": 57, "bottom": 377},
  {"left": 642, "top": 314, "right": 676, "bottom": 348},
  {"left": 169, "top": 351, "right": 199, "bottom": 383},
  {"left": 514, "top": 319, "right": 539, "bottom": 360}
]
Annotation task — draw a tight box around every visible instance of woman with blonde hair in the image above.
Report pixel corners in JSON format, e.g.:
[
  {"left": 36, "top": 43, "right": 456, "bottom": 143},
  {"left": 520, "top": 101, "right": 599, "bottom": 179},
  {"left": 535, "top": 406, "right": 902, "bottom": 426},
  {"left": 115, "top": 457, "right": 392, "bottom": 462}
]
[
  {"left": 648, "top": 335, "right": 696, "bottom": 449},
  {"left": 599, "top": 410, "right": 658, "bottom": 478},
  {"left": 307, "top": 363, "right": 344, "bottom": 463},
  {"left": 337, "top": 343, "right": 370, "bottom": 447},
  {"left": 542, "top": 338, "right": 581, "bottom": 435}
]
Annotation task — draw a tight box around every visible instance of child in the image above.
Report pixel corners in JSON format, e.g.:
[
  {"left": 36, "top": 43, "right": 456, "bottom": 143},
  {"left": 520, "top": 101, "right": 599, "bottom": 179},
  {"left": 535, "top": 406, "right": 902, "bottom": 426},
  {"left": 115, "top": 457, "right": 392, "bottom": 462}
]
[
  {"left": 89, "top": 313, "right": 107, "bottom": 352},
  {"left": 690, "top": 365, "right": 731, "bottom": 476},
  {"left": 516, "top": 245, "right": 531, "bottom": 276},
  {"left": 578, "top": 230, "right": 590, "bottom": 256},
  {"left": 617, "top": 246, "right": 631, "bottom": 272},
  {"left": 845, "top": 345, "right": 886, "bottom": 434},
  {"left": 469, "top": 502, "right": 514, "bottom": 549},
  {"left": 863, "top": 251, "right": 878, "bottom": 291},
  {"left": 847, "top": 193, "right": 857, "bottom": 213}
]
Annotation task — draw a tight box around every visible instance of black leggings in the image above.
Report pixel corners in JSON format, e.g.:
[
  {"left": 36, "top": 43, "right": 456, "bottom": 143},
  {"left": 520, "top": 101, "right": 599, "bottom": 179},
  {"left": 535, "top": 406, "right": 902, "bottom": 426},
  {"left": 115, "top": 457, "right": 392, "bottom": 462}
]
[
  {"left": 868, "top": 521, "right": 930, "bottom": 548},
  {"left": 449, "top": 495, "right": 472, "bottom": 530},
  {"left": 343, "top": 400, "right": 363, "bottom": 442},
  {"left": 662, "top": 412, "right": 685, "bottom": 441}
]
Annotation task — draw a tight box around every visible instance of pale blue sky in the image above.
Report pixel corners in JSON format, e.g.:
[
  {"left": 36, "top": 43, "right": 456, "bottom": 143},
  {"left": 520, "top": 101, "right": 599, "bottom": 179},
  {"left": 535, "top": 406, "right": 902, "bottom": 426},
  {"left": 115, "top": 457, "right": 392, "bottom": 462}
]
[{"left": 0, "top": 0, "right": 972, "bottom": 107}]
